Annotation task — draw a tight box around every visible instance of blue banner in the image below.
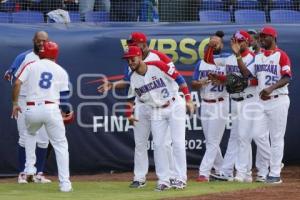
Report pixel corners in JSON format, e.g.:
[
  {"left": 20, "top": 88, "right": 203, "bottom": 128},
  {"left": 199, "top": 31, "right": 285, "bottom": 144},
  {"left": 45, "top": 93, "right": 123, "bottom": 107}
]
[{"left": 0, "top": 23, "right": 299, "bottom": 175}]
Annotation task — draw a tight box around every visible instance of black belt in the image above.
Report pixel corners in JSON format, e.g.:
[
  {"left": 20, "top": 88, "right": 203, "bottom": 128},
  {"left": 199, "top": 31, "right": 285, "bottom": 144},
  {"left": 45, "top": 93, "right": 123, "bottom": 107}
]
[
  {"left": 231, "top": 94, "right": 254, "bottom": 102},
  {"left": 203, "top": 97, "right": 224, "bottom": 103},
  {"left": 261, "top": 95, "right": 279, "bottom": 101}
]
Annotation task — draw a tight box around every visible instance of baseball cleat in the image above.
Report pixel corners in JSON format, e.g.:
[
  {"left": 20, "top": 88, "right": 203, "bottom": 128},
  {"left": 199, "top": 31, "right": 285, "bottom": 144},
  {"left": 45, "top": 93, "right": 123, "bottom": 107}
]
[
  {"left": 155, "top": 183, "right": 171, "bottom": 192},
  {"left": 59, "top": 183, "right": 73, "bottom": 192},
  {"left": 196, "top": 175, "right": 209, "bottom": 182},
  {"left": 255, "top": 176, "right": 266, "bottom": 182},
  {"left": 266, "top": 176, "right": 282, "bottom": 184},
  {"left": 170, "top": 179, "right": 186, "bottom": 189},
  {"left": 234, "top": 175, "right": 252, "bottom": 183},
  {"left": 210, "top": 173, "right": 234, "bottom": 181},
  {"left": 129, "top": 181, "right": 146, "bottom": 188},
  {"left": 34, "top": 172, "right": 52, "bottom": 184},
  {"left": 18, "top": 173, "right": 28, "bottom": 184}
]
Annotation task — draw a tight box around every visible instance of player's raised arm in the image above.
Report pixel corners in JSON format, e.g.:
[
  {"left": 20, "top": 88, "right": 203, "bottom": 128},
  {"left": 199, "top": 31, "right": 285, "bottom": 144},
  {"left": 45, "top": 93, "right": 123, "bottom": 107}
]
[{"left": 231, "top": 38, "right": 252, "bottom": 78}]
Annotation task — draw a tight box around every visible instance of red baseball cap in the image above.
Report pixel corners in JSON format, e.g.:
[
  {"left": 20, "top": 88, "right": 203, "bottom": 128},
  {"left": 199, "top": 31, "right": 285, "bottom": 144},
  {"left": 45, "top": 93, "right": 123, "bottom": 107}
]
[
  {"left": 122, "top": 46, "right": 142, "bottom": 59},
  {"left": 127, "top": 32, "right": 147, "bottom": 46},
  {"left": 260, "top": 26, "right": 277, "bottom": 38},
  {"left": 233, "top": 30, "right": 252, "bottom": 43}
]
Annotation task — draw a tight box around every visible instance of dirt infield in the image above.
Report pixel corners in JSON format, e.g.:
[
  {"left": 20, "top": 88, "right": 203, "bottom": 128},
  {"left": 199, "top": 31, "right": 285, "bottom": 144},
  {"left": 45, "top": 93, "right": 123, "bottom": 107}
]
[{"left": 1, "top": 166, "right": 300, "bottom": 199}]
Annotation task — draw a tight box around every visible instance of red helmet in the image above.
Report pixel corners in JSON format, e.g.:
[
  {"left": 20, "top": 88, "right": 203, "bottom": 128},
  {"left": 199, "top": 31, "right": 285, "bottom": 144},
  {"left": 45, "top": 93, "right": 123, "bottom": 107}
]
[{"left": 39, "top": 41, "right": 59, "bottom": 60}]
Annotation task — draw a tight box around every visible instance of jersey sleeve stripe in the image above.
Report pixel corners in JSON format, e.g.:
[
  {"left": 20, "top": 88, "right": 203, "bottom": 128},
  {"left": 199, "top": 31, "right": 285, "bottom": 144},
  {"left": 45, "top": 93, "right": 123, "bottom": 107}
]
[{"left": 16, "top": 61, "right": 35, "bottom": 80}]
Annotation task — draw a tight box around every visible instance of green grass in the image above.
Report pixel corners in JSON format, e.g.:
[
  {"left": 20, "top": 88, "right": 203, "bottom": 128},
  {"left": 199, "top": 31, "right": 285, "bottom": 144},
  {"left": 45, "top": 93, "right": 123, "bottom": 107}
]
[{"left": 0, "top": 181, "right": 264, "bottom": 200}]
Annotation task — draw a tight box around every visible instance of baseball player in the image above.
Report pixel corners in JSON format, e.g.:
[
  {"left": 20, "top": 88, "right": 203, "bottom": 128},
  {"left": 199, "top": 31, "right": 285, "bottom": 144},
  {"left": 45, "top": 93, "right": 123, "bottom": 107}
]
[
  {"left": 192, "top": 33, "right": 229, "bottom": 182},
  {"left": 235, "top": 26, "right": 291, "bottom": 184},
  {"left": 206, "top": 30, "right": 271, "bottom": 182},
  {"left": 4, "top": 31, "right": 51, "bottom": 184},
  {"left": 98, "top": 32, "right": 176, "bottom": 188},
  {"left": 123, "top": 46, "right": 194, "bottom": 191},
  {"left": 11, "top": 41, "right": 73, "bottom": 192}
]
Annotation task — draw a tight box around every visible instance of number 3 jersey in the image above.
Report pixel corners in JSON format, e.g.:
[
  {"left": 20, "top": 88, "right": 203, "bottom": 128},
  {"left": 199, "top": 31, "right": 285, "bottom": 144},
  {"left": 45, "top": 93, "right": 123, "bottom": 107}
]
[
  {"left": 17, "top": 59, "right": 70, "bottom": 103},
  {"left": 193, "top": 60, "right": 228, "bottom": 99},
  {"left": 248, "top": 48, "right": 292, "bottom": 96},
  {"left": 129, "top": 61, "right": 181, "bottom": 107}
]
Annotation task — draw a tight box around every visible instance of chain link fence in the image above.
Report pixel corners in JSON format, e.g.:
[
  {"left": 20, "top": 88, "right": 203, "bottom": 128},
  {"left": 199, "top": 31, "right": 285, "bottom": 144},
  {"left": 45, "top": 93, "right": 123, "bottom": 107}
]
[{"left": 0, "top": 0, "right": 300, "bottom": 23}]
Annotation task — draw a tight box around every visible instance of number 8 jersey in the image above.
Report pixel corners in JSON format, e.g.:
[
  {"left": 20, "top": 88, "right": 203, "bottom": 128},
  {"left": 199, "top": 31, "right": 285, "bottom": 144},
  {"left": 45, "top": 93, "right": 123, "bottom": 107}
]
[
  {"left": 17, "top": 59, "right": 69, "bottom": 103},
  {"left": 248, "top": 48, "right": 292, "bottom": 96}
]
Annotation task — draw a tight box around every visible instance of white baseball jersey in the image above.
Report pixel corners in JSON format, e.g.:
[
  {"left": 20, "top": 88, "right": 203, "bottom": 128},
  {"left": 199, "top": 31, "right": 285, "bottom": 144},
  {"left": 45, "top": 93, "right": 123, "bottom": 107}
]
[
  {"left": 225, "top": 50, "right": 256, "bottom": 98},
  {"left": 129, "top": 61, "right": 180, "bottom": 107},
  {"left": 17, "top": 59, "right": 69, "bottom": 103},
  {"left": 248, "top": 48, "right": 292, "bottom": 96},
  {"left": 125, "top": 50, "right": 175, "bottom": 99},
  {"left": 124, "top": 49, "right": 174, "bottom": 81},
  {"left": 14, "top": 51, "right": 40, "bottom": 96},
  {"left": 193, "top": 60, "right": 227, "bottom": 99}
]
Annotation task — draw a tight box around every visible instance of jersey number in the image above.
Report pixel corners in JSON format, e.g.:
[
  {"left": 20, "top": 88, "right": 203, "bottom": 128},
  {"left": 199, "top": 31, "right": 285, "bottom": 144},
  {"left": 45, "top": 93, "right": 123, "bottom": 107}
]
[
  {"left": 39, "top": 72, "right": 53, "bottom": 89},
  {"left": 210, "top": 85, "right": 224, "bottom": 92},
  {"left": 265, "top": 75, "right": 278, "bottom": 86},
  {"left": 161, "top": 88, "right": 170, "bottom": 98}
]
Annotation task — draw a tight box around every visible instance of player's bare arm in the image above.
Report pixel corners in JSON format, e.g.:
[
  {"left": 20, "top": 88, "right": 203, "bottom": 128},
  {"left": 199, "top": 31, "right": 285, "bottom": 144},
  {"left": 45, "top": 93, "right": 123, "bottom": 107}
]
[
  {"left": 260, "top": 75, "right": 291, "bottom": 99},
  {"left": 231, "top": 38, "right": 252, "bottom": 78},
  {"left": 97, "top": 79, "right": 129, "bottom": 93},
  {"left": 11, "top": 79, "right": 22, "bottom": 119},
  {"left": 191, "top": 78, "right": 210, "bottom": 90},
  {"left": 179, "top": 83, "right": 195, "bottom": 115},
  {"left": 207, "top": 73, "right": 225, "bottom": 85}
]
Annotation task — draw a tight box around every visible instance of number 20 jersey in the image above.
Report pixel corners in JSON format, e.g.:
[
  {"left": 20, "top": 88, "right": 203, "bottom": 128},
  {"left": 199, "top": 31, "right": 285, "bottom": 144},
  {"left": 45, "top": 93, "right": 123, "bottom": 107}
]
[{"left": 193, "top": 60, "right": 228, "bottom": 99}]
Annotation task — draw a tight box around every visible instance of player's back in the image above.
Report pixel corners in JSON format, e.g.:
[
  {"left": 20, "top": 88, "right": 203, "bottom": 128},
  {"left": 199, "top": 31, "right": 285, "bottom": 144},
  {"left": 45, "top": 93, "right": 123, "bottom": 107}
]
[{"left": 25, "top": 59, "right": 69, "bottom": 103}]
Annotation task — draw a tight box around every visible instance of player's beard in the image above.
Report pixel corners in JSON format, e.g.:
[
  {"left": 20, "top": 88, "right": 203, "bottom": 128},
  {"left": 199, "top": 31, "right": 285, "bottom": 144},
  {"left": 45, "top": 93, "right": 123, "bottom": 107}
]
[{"left": 33, "top": 43, "right": 40, "bottom": 54}]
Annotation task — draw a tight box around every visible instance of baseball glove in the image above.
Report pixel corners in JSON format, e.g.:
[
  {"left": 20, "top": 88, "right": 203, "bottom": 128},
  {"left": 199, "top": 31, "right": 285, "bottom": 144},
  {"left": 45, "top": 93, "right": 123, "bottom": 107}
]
[
  {"left": 61, "top": 111, "right": 75, "bottom": 125},
  {"left": 225, "top": 73, "right": 248, "bottom": 94}
]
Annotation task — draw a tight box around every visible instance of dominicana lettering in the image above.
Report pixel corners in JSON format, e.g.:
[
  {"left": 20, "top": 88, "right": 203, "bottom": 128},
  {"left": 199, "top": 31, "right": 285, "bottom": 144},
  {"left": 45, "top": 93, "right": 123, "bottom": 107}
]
[
  {"left": 226, "top": 65, "right": 240, "bottom": 73},
  {"left": 135, "top": 78, "right": 166, "bottom": 97},
  {"left": 199, "top": 70, "right": 224, "bottom": 78},
  {"left": 255, "top": 64, "right": 278, "bottom": 75}
]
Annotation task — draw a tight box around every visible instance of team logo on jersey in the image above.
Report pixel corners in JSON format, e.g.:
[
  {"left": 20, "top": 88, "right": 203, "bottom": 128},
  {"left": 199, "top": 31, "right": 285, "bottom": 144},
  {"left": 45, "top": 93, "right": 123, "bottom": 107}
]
[
  {"left": 199, "top": 70, "right": 224, "bottom": 78},
  {"left": 167, "top": 67, "right": 175, "bottom": 75},
  {"left": 152, "top": 76, "right": 157, "bottom": 80},
  {"left": 270, "top": 60, "right": 274, "bottom": 64},
  {"left": 135, "top": 78, "right": 166, "bottom": 97},
  {"left": 226, "top": 65, "right": 240, "bottom": 73},
  {"left": 255, "top": 64, "right": 278, "bottom": 75}
]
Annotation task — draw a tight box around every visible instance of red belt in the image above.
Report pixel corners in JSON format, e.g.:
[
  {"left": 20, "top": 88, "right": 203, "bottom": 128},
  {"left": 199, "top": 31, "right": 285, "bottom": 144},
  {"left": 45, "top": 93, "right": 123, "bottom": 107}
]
[
  {"left": 261, "top": 95, "right": 280, "bottom": 101},
  {"left": 26, "top": 101, "right": 54, "bottom": 106},
  {"left": 203, "top": 97, "right": 224, "bottom": 103}
]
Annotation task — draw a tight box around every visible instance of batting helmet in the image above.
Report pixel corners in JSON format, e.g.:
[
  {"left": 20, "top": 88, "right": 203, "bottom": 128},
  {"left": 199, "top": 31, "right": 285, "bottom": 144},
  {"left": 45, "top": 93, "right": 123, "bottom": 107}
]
[{"left": 39, "top": 41, "right": 59, "bottom": 60}]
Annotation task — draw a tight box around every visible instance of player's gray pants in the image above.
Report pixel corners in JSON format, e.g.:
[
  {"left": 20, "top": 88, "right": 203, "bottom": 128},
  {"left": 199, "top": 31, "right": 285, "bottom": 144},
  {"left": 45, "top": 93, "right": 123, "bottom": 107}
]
[
  {"left": 24, "top": 103, "right": 71, "bottom": 185},
  {"left": 199, "top": 98, "right": 229, "bottom": 177}
]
